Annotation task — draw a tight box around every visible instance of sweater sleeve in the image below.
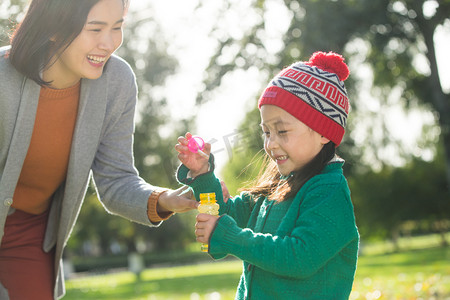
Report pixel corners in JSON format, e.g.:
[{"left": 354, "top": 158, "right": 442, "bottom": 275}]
[
  {"left": 91, "top": 58, "right": 158, "bottom": 226},
  {"left": 209, "top": 178, "right": 359, "bottom": 278}
]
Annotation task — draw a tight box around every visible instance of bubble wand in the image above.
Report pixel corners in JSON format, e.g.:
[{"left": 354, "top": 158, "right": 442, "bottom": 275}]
[{"left": 187, "top": 136, "right": 209, "bottom": 159}]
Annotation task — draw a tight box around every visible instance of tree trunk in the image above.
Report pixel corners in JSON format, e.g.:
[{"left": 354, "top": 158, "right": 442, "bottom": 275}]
[{"left": 415, "top": 5, "right": 450, "bottom": 193}]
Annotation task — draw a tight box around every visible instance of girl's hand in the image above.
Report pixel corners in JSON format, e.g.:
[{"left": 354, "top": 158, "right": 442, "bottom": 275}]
[
  {"left": 195, "top": 213, "right": 219, "bottom": 244},
  {"left": 175, "top": 132, "right": 211, "bottom": 177}
]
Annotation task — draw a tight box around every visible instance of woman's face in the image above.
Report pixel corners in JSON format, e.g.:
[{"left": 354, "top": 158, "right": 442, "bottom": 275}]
[{"left": 44, "top": 0, "right": 125, "bottom": 89}]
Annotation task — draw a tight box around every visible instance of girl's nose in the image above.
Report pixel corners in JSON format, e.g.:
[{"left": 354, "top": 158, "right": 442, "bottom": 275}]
[{"left": 266, "top": 135, "right": 279, "bottom": 150}]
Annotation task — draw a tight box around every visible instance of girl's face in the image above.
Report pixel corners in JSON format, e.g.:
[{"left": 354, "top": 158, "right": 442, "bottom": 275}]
[
  {"left": 44, "top": 0, "right": 125, "bottom": 89},
  {"left": 260, "top": 105, "right": 330, "bottom": 176}
]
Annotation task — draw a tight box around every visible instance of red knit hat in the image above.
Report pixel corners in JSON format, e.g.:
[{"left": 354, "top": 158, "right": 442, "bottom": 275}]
[{"left": 258, "top": 51, "right": 350, "bottom": 146}]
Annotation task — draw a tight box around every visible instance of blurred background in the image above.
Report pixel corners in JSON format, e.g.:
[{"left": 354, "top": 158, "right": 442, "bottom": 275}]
[{"left": 1, "top": 0, "right": 449, "bottom": 299}]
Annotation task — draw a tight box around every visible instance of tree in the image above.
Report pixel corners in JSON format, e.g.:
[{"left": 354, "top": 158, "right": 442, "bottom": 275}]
[
  {"left": 195, "top": 0, "right": 449, "bottom": 241},
  {"left": 0, "top": 0, "right": 25, "bottom": 47},
  {"left": 350, "top": 140, "right": 449, "bottom": 247},
  {"left": 359, "top": 0, "right": 450, "bottom": 187},
  {"left": 197, "top": 0, "right": 449, "bottom": 180}
]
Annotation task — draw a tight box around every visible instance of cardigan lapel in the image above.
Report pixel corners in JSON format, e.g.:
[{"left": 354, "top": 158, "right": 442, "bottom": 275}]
[
  {"left": 0, "top": 78, "right": 40, "bottom": 198},
  {"left": 56, "top": 76, "right": 108, "bottom": 246}
]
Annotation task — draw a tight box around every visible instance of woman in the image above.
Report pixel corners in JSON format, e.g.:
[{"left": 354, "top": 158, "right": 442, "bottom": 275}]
[{"left": 0, "top": 0, "right": 197, "bottom": 299}]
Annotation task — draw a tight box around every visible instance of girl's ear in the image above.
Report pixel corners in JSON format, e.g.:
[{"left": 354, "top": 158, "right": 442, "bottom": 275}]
[{"left": 320, "top": 136, "right": 330, "bottom": 145}]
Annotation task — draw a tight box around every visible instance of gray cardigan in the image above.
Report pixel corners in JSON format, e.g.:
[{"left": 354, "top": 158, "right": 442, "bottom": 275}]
[{"left": 0, "top": 46, "right": 161, "bottom": 299}]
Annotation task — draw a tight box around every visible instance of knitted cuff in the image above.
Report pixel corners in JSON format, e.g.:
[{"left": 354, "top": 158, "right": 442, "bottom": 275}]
[
  {"left": 209, "top": 214, "right": 242, "bottom": 256},
  {"left": 147, "top": 189, "right": 173, "bottom": 222},
  {"left": 176, "top": 155, "right": 221, "bottom": 201}
]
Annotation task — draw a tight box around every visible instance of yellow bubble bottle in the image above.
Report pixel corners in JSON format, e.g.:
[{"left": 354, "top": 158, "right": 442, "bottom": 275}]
[{"left": 198, "top": 193, "right": 220, "bottom": 252}]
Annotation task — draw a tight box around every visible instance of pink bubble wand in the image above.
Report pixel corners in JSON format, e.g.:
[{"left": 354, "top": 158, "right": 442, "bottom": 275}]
[{"left": 187, "top": 136, "right": 209, "bottom": 159}]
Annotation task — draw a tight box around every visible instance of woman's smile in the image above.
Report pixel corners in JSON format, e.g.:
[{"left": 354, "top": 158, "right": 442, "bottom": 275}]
[{"left": 87, "top": 54, "right": 108, "bottom": 67}]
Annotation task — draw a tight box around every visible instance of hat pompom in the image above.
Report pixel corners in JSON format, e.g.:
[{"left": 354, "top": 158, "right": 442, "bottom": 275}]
[{"left": 307, "top": 51, "right": 349, "bottom": 81}]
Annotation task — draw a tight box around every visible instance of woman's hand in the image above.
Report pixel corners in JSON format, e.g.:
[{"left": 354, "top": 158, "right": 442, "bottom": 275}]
[
  {"left": 157, "top": 186, "right": 198, "bottom": 213},
  {"left": 195, "top": 213, "right": 219, "bottom": 244},
  {"left": 175, "top": 132, "right": 211, "bottom": 178},
  {"left": 220, "top": 180, "right": 231, "bottom": 203}
]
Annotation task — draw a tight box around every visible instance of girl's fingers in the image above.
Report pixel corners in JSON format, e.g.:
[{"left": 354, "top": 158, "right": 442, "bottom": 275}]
[
  {"left": 175, "top": 142, "right": 192, "bottom": 155},
  {"left": 196, "top": 213, "right": 212, "bottom": 222},
  {"left": 203, "top": 143, "right": 211, "bottom": 154},
  {"left": 195, "top": 230, "right": 208, "bottom": 243},
  {"left": 177, "top": 136, "right": 189, "bottom": 146}
]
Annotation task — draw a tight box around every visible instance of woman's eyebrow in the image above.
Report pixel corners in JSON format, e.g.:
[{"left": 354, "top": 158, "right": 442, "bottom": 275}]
[{"left": 86, "top": 19, "right": 124, "bottom": 26}]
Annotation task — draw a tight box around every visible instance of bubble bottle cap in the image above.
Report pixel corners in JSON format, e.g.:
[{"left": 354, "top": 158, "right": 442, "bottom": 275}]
[
  {"left": 187, "top": 135, "right": 209, "bottom": 159},
  {"left": 199, "top": 193, "right": 216, "bottom": 204}
]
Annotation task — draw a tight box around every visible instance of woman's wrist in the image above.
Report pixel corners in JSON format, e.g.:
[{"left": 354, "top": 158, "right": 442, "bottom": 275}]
[{"left": 148, "top": 189, "right": 173, "bottom": 222}]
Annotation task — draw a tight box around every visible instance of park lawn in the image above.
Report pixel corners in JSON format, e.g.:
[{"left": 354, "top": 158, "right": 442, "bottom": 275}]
[
  {"left": 64, "top": 260, "right": 242, "bottom": 300},
  {"left": 350, "top": 246, "right": 450, "bottom": 299},
  {"left": 64, "top": 237, "right": 450, "bottom": 300}
]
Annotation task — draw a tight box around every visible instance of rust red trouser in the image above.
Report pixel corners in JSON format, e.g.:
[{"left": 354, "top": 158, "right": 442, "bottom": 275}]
[{"left": 0, "top": 209, "right": 55, "bottom": 300}]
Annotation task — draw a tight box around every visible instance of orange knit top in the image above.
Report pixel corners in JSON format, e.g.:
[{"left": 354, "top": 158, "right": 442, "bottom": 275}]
[{"left": 12, "top": 82, "right": 81, "bottom": 215}]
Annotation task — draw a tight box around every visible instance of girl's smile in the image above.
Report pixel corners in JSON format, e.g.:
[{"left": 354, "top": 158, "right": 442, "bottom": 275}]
[{"left": 274, "top": 155, "right": 288, "bottom": 165}]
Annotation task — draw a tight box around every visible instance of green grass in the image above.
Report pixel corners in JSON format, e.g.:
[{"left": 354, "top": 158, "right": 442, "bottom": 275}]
[
  {"left": 64, "top": 234, "right": 450, "bottom": 299},
  {"left": 65, "top": 261, "right": 242, "bottom": 300},
  {"left": 351, "top": 246, "right": 450, "bottom": 299}
]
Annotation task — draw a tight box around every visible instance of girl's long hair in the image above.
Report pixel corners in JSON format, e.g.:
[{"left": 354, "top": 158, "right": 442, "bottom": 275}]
[
  {"left": 242, "top": 141, "right": 336, "bottom": 202},
  {"left": 9, "top": 0, "right": 129, "bottom": 86}
]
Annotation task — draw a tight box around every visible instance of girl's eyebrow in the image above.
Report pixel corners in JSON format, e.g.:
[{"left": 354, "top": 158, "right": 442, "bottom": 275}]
[
  {"left": 86, "top": 19, "right": 124, "bottom": 26},
  {"left": 260, "top": 119, "right": 290, "bottom": 127}
]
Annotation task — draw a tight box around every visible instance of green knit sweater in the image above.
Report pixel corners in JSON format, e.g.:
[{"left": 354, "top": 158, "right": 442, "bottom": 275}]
[{"left": 177, "top": 157, "right": 359, "bottom": 300}]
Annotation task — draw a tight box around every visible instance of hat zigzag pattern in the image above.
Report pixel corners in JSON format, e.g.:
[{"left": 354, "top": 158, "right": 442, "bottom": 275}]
[
  {"left": 275, "top": 68, "right": 348, "bottom": 115},
  {"left": 307, "top": 92, "right": 346, "bottom": 127},
  {"left": 271, "top": 77, "right": 346, "bottom": 127}
]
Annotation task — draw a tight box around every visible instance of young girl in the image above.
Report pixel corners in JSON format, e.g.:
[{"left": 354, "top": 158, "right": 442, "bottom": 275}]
[
  {"left": 0, "top": 0, "right": 197, "bottom": 299},
  {"left": 176, "top": 52, "right": 359, "bottom": 299}
]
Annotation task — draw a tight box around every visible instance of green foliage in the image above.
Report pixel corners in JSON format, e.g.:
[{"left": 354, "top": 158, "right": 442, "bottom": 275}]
[
  {"left": 66, "top": 188, "right": 140, "bottom": 255},
  {"left": 350, "top": 143, "right": 450, "bottom": 242},
  {"left": 198, "top": 0, "right": 449, "bottom": 168},
  {"left": 69, "top": 248, "right": 208, "bottom": 273},
  {"left": 0, "top": 0, "right": 26, "bottom": 47},
  {"left": 117, "top": 8, "right": 194, "bottom": 189},
  {"left": 220, "top": 107, "right": 264, "bottom": 195},
  {"left": 221, "top": 150, "right": 265, "bottom": 196},
  {"left": 202, "top": 0, "right": 449, "bottom": 242}
]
